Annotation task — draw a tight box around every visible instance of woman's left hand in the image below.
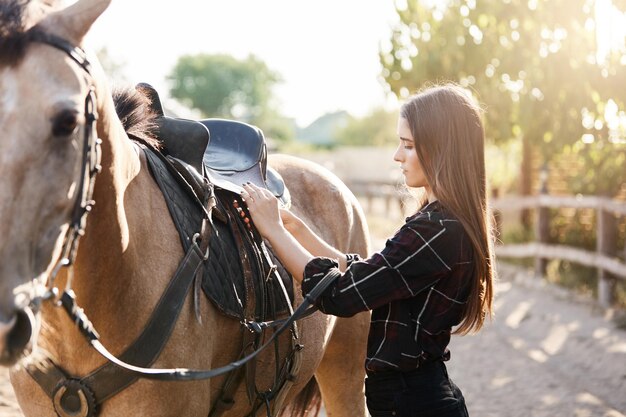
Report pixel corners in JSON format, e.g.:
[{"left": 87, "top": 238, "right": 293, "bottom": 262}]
[{"left": 241, "top": 183, "right": 284, "bottom": 239}]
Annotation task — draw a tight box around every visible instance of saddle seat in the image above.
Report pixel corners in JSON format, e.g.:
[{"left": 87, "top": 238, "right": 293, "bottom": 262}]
[{"left": 135, "top": 83, "right": 290, "bottom": 207}]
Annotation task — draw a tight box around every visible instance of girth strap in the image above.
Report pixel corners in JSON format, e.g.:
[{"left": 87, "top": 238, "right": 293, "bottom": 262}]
[{"left": 27, "top": 240, "right": 206, "bottom": 410}]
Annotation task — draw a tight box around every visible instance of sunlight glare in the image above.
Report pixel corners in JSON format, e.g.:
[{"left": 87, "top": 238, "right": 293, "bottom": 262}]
[{"left": 595, "top": 0, "right": 626, "bottom": 64}]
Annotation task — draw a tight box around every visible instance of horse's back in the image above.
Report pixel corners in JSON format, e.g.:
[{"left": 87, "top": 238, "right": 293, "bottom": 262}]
[{"left": 269, "top": 154, "right": 370, "bottom": 256}]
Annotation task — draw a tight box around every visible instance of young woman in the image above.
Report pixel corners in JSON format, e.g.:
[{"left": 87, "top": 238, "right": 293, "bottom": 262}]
[{"left": 242, "top": 83, "right": 495, "bottom": 417}]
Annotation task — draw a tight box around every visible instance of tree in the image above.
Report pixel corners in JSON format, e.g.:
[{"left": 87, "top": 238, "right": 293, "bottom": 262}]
[
  {"left": 335, "top": 108, "right": 398, "bottom": 147},
  {"left": 167, "top": 53, "right": 293, "bottom": 142},
  {"left": 380, "top": 0, "right": 626, "bottom": 199}
]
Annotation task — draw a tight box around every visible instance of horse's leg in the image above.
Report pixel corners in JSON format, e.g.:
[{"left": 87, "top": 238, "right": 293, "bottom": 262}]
[{"left": 315, "top": 312, "right": 370, "bottom": 417}]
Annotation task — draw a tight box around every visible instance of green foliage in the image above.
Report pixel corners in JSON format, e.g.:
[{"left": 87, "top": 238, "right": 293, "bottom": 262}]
[
  {"left": 485, "top": 140, "right": 522, "bottom": 193},
  {"left": 167, "top": 53, "right": 294, "bottom": 142},
  {"left": 381, "top": 0, "right": 626, "bottom": 196},
  {"left": 561, "top": 136, "right": 626, "bottom": 196},
  {"left": 335, "top": 107, "right": 398, "bottom": 147},
  {"left": 549, "top": 209, "right": 597, "bottom": 248},
  {"left": 545, "top": 259, "right": 597, "bottom": 297}
]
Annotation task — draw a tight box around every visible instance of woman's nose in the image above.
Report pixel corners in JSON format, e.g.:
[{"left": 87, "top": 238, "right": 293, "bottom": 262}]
[{"left": 393, "top": 145, "right": 403, "bottom": 162}]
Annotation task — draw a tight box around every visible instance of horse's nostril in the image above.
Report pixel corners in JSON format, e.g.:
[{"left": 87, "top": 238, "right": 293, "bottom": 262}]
[
  {"left": 0, "top": 307, "right": 35, "bottom": 365},
  {"left": 9, "top": 308, "right": 35, "bottom": 352},
  {"left": 0, "top": 315, "right": 18, "bottom": 347}
]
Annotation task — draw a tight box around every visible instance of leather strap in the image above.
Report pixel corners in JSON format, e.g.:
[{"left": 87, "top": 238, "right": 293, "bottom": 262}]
[
  {"left": 208, "top": 198, "right": 259, "bottom": 417},
  {"left": 226, "top": 201, "right": 260, "bottom": 403},
  {"left": 27, "top": 239, "right": 206, "bottom": 405}
]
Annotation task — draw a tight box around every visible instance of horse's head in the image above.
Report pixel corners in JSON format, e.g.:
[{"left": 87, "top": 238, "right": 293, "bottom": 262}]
[{"left": 0, "top": 0, "right": 111, "bottom": 365}]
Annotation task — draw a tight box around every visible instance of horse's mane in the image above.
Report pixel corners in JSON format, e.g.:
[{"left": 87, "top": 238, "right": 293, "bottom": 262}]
[
  {"left": 112, "top": 86, "right": 162, "bottom": 149},
  {"left": 0, "top": 0, "right": 161, "bottom": 148},
  {"left": 0, "top": 0, "right": 33, "bottom": 67}
]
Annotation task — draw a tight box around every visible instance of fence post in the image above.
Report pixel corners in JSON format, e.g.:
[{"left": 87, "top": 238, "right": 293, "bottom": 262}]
[
  {"left": 597, "top": 204, "right": 617, "bottom": 308},
  {"left": 535, "top": 165, "right": 549, "bottom": 278}
]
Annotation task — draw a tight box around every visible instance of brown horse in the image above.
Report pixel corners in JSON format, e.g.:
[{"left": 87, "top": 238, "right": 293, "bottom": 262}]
[{"left": 0, "top": 0, "right": 370, "bottom": 415}]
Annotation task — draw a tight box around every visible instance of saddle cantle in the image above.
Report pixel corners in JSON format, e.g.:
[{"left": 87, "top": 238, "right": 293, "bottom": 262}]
[{"left": 135, "top": 83, "right": 290, "bottom": 207}]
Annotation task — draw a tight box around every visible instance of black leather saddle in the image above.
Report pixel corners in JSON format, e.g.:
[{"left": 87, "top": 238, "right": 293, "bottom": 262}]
[
  {"left": 135, "top": 83, "right": 294, "bottom": 321},
  {"left": 135, "top": 83, "right": 290, "bottom": 207}
]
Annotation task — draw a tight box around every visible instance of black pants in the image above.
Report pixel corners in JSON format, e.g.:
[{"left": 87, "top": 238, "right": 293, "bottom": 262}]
[{"left": 364, "top": 361, "right": 469, "bottom": 417}]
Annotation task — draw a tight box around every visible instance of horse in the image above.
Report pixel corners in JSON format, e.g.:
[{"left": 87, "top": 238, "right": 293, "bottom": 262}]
[{"left": 0, "top": 0, "right": 371, "bottom": 416}]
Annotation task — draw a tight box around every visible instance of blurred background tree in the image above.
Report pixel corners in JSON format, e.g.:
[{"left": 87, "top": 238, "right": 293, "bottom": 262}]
[
  {"left": 335, "top": 108, "right": 398, "bottom": 147},
  {"left": 379, "top": 0, "right": 626, "bottom": 301},
  {"left": 380, "top": 0, "right": 626, "bottom": 204},
  {"left": 167, "top": 53, "right": 295, "bottom": 143}
]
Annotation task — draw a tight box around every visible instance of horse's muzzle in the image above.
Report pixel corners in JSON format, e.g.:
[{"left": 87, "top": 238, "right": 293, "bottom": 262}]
[{"left": 0, "top": 307, "right": 36, "bottom": 366}]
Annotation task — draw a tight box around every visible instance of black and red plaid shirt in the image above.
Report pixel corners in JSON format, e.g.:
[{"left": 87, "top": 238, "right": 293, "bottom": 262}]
[{"left": 301, "top": 201, "right": 474, "bottom": 373}]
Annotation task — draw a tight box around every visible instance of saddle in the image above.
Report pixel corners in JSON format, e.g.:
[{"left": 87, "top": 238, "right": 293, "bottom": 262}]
[
  {"left": 135, "top": 83, "right": 294, "bottom": 321},
  {"left": 137, "top": 84, "right": 301, "bottom": 415},
  {"left": 136, "top": 83, "right": 290, "bottom": 207}
]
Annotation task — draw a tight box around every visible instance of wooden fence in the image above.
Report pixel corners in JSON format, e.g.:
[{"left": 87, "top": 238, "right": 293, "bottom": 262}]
[
  {"left": 492, "top": 194, "right": 626, "bottom": 308},
  {"left": 347, "top": 180, "right": 408, "bottom": 215},
  {"left": 347, "top": 180, "right": 626, "bottom": 308}
]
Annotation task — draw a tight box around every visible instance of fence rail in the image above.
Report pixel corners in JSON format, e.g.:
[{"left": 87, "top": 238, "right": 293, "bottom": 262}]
[
  {"left": 492, "top": 192, "right": 626, "bottom": 308},
  {"left": 347, "top": 180, "right": 626, "bottom": 308}
]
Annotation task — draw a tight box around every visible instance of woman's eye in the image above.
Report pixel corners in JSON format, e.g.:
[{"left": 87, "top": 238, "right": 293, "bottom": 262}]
[{"left": 52, "top": 109, "right": 79, "bottom": 137}]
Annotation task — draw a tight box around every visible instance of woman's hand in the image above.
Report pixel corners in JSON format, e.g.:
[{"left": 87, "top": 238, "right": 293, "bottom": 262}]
[{"left": 241, "top": 183, "right": 284, "bottom": 239}]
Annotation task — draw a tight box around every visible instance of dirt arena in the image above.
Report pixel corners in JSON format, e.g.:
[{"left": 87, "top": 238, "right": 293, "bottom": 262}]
[{"left": 2, "top": 262, "right": 625, "bottom": 416}]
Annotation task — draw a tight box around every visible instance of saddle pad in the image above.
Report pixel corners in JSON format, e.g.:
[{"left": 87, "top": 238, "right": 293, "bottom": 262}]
[{"left": 143, "top": 145, "right": 293, "bottom": 321}]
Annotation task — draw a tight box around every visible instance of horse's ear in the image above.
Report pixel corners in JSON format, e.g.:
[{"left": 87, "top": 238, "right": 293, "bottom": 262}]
[{"left": 41, "top": 0, "right": 111, "bottom": 43}]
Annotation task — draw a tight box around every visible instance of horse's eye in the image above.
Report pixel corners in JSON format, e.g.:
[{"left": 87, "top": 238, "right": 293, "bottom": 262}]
[{"left": 52, "top": 109, "right": 79, "bottom": 137}]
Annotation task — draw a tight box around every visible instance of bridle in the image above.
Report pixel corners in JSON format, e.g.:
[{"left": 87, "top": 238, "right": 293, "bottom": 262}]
[
  {"left": 26, "top": 30, "right": 102, "bottom": 305},
  {"left": 24, "top": 30, "right": 337, "bottom": 386}
]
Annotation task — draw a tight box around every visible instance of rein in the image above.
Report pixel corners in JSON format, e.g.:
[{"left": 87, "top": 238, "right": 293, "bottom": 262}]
[
  {"left": 62, "top": 269, "right": 338, "bottom": 381},
  {"left": 26, "top": 31, "right": 339, "bottom": 407}
]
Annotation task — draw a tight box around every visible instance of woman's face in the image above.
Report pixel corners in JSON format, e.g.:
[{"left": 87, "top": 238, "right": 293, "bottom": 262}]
[{"left": 394, "top": 117, "right": 430, "bottom": 190}]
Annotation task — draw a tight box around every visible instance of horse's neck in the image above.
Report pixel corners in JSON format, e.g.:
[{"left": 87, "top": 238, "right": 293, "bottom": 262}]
[
  {"left": 82, "top": 96, "right": 141, "bottom": 264},
  {"left": 39, "top": 97, "right": 183, "bottom": 371}
]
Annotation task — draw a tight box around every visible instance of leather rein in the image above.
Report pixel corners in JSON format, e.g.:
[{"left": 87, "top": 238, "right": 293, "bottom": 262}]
[{"left": 26, "top": 32, "right": 336, "bottom": 385}]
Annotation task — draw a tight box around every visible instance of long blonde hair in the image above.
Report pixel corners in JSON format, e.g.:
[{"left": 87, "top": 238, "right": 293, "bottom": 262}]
[{"left": 400, "top": 83, "right": 495, "bottom": 334}]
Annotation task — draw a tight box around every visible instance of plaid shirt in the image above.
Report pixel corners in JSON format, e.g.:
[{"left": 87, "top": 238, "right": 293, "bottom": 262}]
[{"left": 302, "top": 201, "right": 473, "bottom": 373}]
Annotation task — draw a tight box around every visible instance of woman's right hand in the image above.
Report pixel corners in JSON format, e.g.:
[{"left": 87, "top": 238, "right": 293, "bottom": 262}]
[{"left": 242, "top": 183, "right": 284, "bottom": 240}]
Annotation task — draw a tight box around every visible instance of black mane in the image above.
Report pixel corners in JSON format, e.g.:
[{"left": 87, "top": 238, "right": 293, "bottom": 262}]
[
  {"left": 0, "top": 0, "right": 33, "bottom": 67},
  {"left": 112, "top": 86, "right": 162, "bottom": 149},
  {"left": 0, "top": 1, "right": 161, "bottom": 148}
]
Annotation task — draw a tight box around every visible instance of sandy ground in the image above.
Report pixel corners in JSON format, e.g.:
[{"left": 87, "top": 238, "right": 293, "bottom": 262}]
[
  {"left": 1, "top": 262, "right": 625, "bottom": 416},
  {"left": 447, "top": 263, "right": 626, "bottom": 417}
]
